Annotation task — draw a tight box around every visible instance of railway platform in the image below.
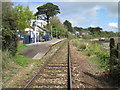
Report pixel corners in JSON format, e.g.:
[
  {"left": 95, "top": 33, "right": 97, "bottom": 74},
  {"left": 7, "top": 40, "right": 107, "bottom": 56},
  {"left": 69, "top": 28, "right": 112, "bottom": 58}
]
[{"left": 19, "top": 38, "right": 66, "bottom": 59}]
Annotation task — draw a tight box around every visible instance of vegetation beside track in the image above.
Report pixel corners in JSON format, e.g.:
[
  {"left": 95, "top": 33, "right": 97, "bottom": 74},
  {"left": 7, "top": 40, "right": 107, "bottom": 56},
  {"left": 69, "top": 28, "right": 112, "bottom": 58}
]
[
  {"left": 72, "top": 38, "right": 120, "bottom": 87},
  {"left": 17, "top": 44, "right": 28, "bottom": 53},
  {"left": 72, "top": 39, "right": 110, "bottom": 70},
  {"left": 2, "top": 40, "right": 66, "bottom": 88},
  {"left": 2, "top": 44, "right": 31, "bottom": 83}
]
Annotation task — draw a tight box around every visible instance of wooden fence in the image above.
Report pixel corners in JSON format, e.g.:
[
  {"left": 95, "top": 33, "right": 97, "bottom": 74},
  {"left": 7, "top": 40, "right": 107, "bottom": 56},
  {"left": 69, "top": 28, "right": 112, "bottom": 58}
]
[{"left": 109, "top": 38, "right": 120, "bottom": 84}]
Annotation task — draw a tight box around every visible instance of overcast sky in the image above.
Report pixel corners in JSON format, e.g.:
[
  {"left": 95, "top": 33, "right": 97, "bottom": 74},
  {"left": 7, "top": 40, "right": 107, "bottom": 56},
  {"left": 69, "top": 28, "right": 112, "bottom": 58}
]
[{"left": 12, "top": 0, "right": 119, "bottom": 32}]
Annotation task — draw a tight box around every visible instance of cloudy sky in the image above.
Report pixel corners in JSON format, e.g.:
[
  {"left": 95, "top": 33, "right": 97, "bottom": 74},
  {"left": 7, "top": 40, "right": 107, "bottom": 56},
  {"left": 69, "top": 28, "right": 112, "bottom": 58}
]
[{"left": 12, "top": 0, "right": 119, "bottom": 32}]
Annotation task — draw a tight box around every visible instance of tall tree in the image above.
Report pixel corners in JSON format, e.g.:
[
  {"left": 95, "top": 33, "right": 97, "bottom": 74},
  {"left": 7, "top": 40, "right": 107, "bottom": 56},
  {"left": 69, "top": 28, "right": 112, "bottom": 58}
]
[
  {"left": 63, "top": 20, "right": 73, "bottom": 32},
  {"left": 14, "top": 4, "right": 34, "bottom": 33},
  {"left": 49, "top": 16, "right": 67, "bottom": 37},
  {"left": 2, "top": 2, "right": 18, "bottom": 55},
  {"left": 35, "top": 3, "right": 60, "bottom": 25}
]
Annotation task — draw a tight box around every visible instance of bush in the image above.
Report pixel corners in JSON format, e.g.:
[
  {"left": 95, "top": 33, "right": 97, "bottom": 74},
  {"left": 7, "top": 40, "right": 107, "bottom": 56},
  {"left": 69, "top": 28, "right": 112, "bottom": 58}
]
[
  {"left": 78, "top": 43, "right": 86, "bottom": 51},
  {"left": 2, "top": 30, "right": 18, "bottom": 56},
  {"left": 72, "top": 39, "right": 87, "bottom": 51},
  {"left": 72, "top": 39, "right": 110, "bottom": 69},
  {"left": 2, "top": 2, "right": 18, "bottom": 56},
  {"left": 84, "top": 50, "right": 94, "bottom": 56}
]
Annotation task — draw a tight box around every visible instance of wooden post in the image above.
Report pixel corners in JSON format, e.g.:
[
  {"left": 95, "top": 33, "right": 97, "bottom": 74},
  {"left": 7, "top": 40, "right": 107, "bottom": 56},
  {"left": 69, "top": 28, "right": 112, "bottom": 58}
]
[
  {"left": 109, "top": 38, "right": 115, "bottom": 73},
  {"left": 117, "top": 43, "right": 120, "bottom": 59}
]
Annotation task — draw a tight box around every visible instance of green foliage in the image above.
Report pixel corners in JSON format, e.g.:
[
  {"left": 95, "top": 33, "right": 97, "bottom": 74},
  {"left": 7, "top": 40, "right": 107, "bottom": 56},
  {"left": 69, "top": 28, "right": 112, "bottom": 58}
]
[
  {"left": 73, "top": 26, "right": 83, "bottom": 32},
  {"left": 12, "top": 55, "right": 32, "bottom": 67},
  {"left": 63, "top": 20, "right": 73, "bottom": 32},
  {"left": 84, "top": 50, "right": 95, "bottom": 56},
  {"left": 36, "top": 3, "right": 60, "bottom": 25},
  {"left": 72, "top": 39, "right": 86, "bottom": 51},
  {"left": 73, "top": 26, "right": 118, "bottom": 38},
  {"left": 86, "top": 43, "right": 110, "bottom": 69},
  {"left": 48, "top": 16, "right": 67, "bottom": 38},
  {"left": 14, "top": 4, "right": 34, "bottom": 33},
  {"left": 12, "top": 44, "right": 30, "bottom": 67},
  {"left": 2, "top": 44, "right": 29, "bottom": 69},
  {"left": 2, "top": 2, "right": 18, "bottom": 56},
  {"left": 2, "top": 50, "right": 13, "bottom": 69},
  {"left": 17, "top": 44, "right": 28, "bottom": 53},
  {"left": 72, "top": 39, "right": 110, "bottom": 69},
  {"left": 88, "top": 27, "right": 102, "bottom": 34}
]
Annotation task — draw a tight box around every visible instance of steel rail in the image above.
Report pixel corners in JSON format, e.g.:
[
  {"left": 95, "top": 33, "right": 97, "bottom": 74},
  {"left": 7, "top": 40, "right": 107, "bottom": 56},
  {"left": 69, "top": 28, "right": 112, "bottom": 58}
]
[
  {"left": 68, "top": 41, "right": 72, "bottom": 90},
  {"left": 22, "top": 40, "right": 66, "bottom": 90}
]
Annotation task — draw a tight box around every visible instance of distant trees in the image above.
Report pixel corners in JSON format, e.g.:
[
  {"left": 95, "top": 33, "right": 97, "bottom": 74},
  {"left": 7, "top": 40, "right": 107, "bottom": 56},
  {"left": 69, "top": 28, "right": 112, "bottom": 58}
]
[
  {"left": 49, "top": 16, "right": 67, "bottom": 38},
  {"left": 2, "top": 2, "right": 18, "bottom": 55},
  {"left": 63, "top": 20, "right": 73, "bottom": 32},
  {"left": 73, "top": 27, "right": 83, "bottom": 33},
  {"left": 72, "top": 26, "right": 118, "bottom": 38},
  {"left": 87, "top": 27, "right": 102, "bottom": 35},
  {"left": 14, "top": 4, "right": 34, "bottom": 33},
  {"left": 35, "top": 3, "right": 60, "bottom": 25}
]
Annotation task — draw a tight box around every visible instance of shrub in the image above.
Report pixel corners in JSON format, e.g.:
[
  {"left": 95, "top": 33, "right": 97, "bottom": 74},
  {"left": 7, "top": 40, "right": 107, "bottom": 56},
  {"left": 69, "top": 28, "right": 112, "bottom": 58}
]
[
  {"left": 72, "top": 39, "right": 110, "bottom": 69},
  {"left": 84, "top": 50, "right": 94, "bottom": 56},
  {"left": 78, "top": 43, "right": 86, "bottom": 51},
  {"left": 72, "top": 39, "right": 87, "bottom": 51}
]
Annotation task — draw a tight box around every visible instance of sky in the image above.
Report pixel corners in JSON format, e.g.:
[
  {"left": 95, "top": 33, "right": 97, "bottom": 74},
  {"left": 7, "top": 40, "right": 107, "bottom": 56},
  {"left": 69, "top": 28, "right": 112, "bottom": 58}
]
[{"left": 12, "top": 0, "right": 119, "bottom": 32}]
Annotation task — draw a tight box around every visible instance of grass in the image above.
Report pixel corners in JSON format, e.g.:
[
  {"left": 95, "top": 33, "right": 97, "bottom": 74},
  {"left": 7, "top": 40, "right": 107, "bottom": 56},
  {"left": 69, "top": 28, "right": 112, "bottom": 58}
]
[
  {"left": 89, "top": 56, "right": 108, "bottom": 71},
  {"left": 72, "top": 39, "right": 87, "bottom": 51},
  {"left": 2, "top": 50, "right": 13, "bottom": 69},
  {"left": 72, "top": 39, "right": 110, "bottom": 70},
  {"left": 17, "top": 44, "right": 28, "bottom": 53},
  {"left": 2, "top": 44, "right": 31, "bottom": 83},
  {"left": 11, "top": 44, "right": 31, "bottom": 67},
  {"left": 12, "top": 55, "right": 32, "bottom": 67}
]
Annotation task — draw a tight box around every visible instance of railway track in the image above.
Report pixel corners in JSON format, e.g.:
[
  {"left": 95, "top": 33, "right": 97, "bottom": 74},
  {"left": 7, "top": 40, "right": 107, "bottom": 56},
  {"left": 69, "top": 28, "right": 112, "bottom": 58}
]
[{"left": 23, "top": 40, "right": 72, "bottom": 89}]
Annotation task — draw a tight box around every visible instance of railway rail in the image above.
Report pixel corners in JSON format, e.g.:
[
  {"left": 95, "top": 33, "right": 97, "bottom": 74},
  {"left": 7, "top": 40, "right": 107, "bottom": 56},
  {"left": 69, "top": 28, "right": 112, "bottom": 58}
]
[{"left": 23, "top": 40, "right": 72, "bottom": 89}]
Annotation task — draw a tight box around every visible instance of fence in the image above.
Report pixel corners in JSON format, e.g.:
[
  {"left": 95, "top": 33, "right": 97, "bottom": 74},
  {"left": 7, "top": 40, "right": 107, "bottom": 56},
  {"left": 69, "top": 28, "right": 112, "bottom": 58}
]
[{"left": 109, "top": 38, "right": 120, "bottom": 85}]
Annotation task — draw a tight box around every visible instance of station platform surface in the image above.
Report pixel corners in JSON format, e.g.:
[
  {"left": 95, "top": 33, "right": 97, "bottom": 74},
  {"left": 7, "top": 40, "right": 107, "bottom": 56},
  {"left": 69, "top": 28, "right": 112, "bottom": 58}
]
[{"left": 19, "top": 38, "right": 66, "bottom": 59}]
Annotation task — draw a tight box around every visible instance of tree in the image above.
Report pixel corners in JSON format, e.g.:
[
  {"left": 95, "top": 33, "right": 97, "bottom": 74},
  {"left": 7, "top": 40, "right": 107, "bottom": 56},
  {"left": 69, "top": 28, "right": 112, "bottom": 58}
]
[
  {"left": 73, "top": 26, "right": 83, "bottom": 32},
  {"left": 2, "top": 2, "right": 18, "bottom": 55},
  {"left": 63, "top": 20, "right": 73, "bottom": 32},
  {"left": 35, "top": 3, "right": 60, "bottom": 25},
  {"left": 87, "top": 26, "right": 102, "bottom": 36},
  {"left": 49, "top": 16, "right": 67, "bottom": 37},
  {"left": 14, "top": 4, "right": 34, "bottom": 33}
]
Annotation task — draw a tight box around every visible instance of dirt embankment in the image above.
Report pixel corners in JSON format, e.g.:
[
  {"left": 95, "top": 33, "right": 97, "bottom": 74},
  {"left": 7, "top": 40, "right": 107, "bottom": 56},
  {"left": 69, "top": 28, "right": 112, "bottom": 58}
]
[{"left": 70, "top": 41, "right": 112, "bottom": 88}]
